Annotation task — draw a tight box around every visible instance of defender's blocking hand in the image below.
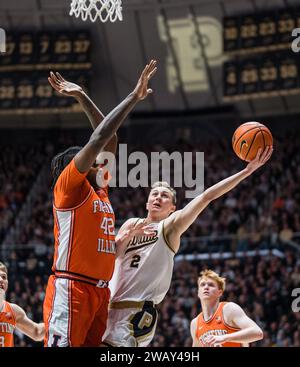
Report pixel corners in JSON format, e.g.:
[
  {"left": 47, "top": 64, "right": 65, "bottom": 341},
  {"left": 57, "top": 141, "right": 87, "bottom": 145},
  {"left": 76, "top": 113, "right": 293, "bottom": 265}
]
[
  {"left": 133, "top": 60, "right": 157, "bottom": 101},
  {"left": 48, "top": 71, "right": 84, "bottom": 98}
]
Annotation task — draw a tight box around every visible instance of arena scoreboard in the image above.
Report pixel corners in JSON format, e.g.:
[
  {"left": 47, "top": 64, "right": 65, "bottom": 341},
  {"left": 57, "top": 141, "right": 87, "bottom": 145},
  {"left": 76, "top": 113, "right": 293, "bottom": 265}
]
[
  {"left": 223, "top": 7, "right": 299, "bottom": 54},
  {"left": 0, "top": 30, "right": 92, "bottom": 114},
  {"left": 223, "top": 7, "right": 300, "bottom": 101}
]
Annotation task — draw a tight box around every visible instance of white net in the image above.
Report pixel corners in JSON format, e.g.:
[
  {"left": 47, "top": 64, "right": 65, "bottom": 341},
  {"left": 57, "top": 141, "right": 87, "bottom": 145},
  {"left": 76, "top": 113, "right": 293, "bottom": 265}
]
[{"left": 69, "top": 0, "right": 123, "bottom": 23}]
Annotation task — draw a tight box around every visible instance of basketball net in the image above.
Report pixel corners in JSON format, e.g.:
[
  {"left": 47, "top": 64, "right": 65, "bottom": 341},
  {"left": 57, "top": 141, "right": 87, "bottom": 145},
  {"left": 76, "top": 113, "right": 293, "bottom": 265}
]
[{"left": 69, "top": 0, "right": 123, "bottom": 23}]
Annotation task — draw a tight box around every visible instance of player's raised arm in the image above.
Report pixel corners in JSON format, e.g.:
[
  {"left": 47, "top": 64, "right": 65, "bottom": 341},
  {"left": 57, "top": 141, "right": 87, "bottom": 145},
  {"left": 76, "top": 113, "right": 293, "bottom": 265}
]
[
  {"left": 72, "top": 60, "right": 157, "bottom": 173},
  {"left": 205, "top": 302, "right": 263, "bottom": 346},
  {"left": 10, "top": 304, "right": 45, "bottom": 342},
  {"left": 164, "top": 146, "right": 273, "bottom": 252},
  {"left": 48, "top": 71, "right": 118, "bottom": 155}
]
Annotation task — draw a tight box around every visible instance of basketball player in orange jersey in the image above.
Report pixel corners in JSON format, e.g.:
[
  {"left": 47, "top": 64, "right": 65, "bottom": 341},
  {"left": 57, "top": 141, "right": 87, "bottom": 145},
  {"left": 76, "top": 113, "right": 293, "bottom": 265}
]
[
  {"left": 44, "top": 60, "right": 157, "bottom": 347},
  {"left": 102, "top": 146, "right": 272, "bottom": 347},
  {"left": 0, "top": 262, "right": 45, "bottom": 347},
  {"left": 190, "top": 269, "right": 263, "bottom": 347}
]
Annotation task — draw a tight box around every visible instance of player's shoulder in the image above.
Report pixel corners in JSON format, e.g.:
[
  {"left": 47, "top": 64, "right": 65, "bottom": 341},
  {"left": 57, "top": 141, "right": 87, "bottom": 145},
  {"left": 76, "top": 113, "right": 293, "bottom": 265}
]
[
  {"left": 190, "top": 316, "right": 199, "bottom": 334},
  {"left": 190, "top": 316, "right": 198, "bottom": 326},
  {"left": 9, "top": 303, "right": 23, "bottom": 313},
  {"left": 122, "top": 217, "right": 142, "bottom": 228},
  {"left": 223, "top": 302, "right": 244, "bottom": 316},
  {"left": 7, "top": 303, "right": 25, "bottom": 320},
  {"left": 54, "top": 158, "right": 88, "bottom": 189}
]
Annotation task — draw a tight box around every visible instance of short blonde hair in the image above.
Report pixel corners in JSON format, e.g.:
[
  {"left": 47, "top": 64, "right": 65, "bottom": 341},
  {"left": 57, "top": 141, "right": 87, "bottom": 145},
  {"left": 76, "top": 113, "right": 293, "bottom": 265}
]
[
  {"left": 0, "top": 262, "right": 8, "bottom": 275},
  {"left": 198, "top": 269, "right": 226, "bottom": 292},
  {"left": 151, "top": 181, "right": 176, "bottom": 204}
]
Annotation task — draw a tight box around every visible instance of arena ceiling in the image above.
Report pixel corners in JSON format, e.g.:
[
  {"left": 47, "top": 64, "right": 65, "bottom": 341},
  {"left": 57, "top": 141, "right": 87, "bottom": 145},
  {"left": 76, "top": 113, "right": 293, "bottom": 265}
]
[{"left": 1, "top": 0, "right": 300, "bottom": 127}]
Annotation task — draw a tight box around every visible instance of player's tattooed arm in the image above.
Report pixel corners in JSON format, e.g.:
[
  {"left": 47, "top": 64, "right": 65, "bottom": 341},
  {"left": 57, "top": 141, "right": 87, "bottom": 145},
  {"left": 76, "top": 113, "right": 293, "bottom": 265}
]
[
  {"left": 48, "top": 71, "right": 105, "bottom": 129},
  {"left": 48, "top": 71, "right": 117, "bottom": 156},
  {"left": 73, "top": 60, "right": 157, "bottom": 173}
]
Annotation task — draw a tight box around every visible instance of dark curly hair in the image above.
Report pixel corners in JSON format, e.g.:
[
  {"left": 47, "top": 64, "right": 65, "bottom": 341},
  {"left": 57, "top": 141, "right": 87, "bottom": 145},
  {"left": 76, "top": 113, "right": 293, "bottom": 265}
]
[{"left": 51, "top": 146, "right": 82, "bottom": 188}]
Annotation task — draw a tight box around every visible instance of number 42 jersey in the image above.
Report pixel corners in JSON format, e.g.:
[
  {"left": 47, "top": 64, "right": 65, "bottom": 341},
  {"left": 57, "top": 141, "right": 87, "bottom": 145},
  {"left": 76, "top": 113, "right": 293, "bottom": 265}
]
[{"left": 52, "top": 159, "right": 116, "bottom": 282}]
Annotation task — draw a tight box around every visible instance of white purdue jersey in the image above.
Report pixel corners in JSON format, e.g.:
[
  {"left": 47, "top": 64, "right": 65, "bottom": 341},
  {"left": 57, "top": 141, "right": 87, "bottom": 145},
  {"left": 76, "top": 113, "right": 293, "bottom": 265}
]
[{"left": 109, "top": 219, "right": 175, "bottom": 305}]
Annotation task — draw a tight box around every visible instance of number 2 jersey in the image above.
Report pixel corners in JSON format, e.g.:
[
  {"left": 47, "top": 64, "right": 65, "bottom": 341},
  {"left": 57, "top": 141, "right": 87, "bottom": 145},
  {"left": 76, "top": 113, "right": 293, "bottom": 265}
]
[
  {"left": 0, "top": 301, "right": 16, "bottom": 347},
  {"left": 52, "top": 158, "right": 116, "bottom": 282},
  {"left": 109, "top": 219, "right": 175, "bottom": 304}
]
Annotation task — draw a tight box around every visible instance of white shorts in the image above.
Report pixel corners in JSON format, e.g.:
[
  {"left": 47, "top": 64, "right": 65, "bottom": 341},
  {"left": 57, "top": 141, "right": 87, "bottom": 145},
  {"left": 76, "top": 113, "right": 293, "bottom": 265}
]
[{"left": 102, "top": 301, "right": 158, "bottom": 347}]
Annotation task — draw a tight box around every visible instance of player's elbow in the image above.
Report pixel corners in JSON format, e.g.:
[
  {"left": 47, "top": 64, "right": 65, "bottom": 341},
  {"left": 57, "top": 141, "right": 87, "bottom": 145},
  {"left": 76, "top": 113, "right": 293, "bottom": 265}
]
[
  {"left": 32, "top": 334, "right": 43, "bottom": 342},
  {"left": 201, "top": 190, "right": 214, "bottom": 204},
  {"left": 254, "top": 326, "right": 264, "bottom": 341},
  {"left": 257, "top": 328, "right": 264, "bottom": 340},
  {"left": 33, "top": 324, "right": 45, "bottom": 341}
]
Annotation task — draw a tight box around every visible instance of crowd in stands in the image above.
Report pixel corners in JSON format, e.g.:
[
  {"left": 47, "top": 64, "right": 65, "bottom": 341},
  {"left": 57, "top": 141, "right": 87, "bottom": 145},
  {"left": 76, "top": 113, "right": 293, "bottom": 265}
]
[
  {"left": 0, "top": 143, "right": 51, "bottom": 244},
  {"left": 1, "top": 128, "right": 300, "bottom": 346}
]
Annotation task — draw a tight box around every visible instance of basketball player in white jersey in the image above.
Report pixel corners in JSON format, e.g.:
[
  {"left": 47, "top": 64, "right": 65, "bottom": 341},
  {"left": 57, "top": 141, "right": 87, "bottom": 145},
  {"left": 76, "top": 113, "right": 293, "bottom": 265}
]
[{"left": 102, "top": 146, "right": 273, "bottom": 347}]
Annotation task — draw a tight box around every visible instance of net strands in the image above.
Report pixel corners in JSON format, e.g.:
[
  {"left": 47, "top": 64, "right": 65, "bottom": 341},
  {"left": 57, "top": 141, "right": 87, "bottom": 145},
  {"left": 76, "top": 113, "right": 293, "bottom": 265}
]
[{"left": 70, "top": 0, "right": 123, "bottom": 23}]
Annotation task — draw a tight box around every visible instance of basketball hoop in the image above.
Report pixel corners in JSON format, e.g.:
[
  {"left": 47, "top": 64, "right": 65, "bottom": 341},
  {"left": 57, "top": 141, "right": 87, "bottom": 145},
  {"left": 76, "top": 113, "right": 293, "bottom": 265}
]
[{"left": 69, "top": 0, "right": 123, "bottom": 23}]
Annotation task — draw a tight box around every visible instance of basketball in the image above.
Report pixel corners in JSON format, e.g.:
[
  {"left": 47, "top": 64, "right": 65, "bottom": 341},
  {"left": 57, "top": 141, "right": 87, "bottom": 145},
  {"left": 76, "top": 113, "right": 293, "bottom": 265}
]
[{"left": 232, "top": 122, "right": 273, "bottom": 162}]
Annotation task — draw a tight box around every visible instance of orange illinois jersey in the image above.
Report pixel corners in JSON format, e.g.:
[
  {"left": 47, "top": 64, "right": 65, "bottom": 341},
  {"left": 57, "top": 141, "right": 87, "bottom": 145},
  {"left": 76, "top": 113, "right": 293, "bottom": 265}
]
[
  {"left": 52, "top": 158, "right": 116, "bottom": 282},
  {"left": 0, "top": 301, "right": 16, "bottom": 347},
  {"left": 195, "top": 302, "right": 242, "bottom": 347}
]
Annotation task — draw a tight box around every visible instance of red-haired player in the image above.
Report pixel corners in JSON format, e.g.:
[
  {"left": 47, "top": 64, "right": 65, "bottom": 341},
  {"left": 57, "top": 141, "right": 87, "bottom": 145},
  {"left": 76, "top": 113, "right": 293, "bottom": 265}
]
[{"left": 0, "top": 262, "right": 45, "bottom": 347}]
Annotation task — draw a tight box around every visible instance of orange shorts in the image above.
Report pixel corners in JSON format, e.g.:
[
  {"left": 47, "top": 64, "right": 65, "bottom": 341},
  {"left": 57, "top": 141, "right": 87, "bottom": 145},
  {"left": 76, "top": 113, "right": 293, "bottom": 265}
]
[{"left": 43, "top": 275, "right": 110, "bottom": 347}]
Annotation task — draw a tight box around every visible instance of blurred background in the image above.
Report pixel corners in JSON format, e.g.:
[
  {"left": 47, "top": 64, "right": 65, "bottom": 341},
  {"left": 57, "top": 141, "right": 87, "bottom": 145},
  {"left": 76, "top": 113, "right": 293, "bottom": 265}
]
[{"left": 0, "top": 0, "right": 300, "bottom": 347}]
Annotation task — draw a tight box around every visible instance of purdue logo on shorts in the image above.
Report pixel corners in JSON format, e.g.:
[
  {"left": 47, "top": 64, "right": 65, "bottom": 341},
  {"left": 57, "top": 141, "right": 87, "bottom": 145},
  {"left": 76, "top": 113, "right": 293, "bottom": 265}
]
[
  {"left": 130, "top": 302, "right": 158, "bottom": 339},
  {"left": 138, "top": 311, "right": 153, "bottom": 329}
]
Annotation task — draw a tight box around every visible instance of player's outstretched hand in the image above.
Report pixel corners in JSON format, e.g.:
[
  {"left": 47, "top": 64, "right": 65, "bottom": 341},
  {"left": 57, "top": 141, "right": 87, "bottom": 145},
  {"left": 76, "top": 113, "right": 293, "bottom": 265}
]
[
  {"left": 133, "top": 60, "right": 157, "bottom": 101},
  {"left": 116, "top": 220, "right": 156, "bottom": 248},
  {"left": 48, "top": 71, "right": 83, "bottom": 98},
  {"left": 245, "top": 146, "right": 273, "bottom": 175},
  {"left": 128, "top": 221, "right": 156, "bottom": 238}
]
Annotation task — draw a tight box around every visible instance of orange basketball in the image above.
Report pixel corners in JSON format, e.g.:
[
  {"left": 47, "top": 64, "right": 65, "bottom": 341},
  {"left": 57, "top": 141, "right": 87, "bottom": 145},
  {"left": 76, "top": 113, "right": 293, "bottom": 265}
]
[{"left": 232, "top": 122, "right": 273, "bottom": 162}]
